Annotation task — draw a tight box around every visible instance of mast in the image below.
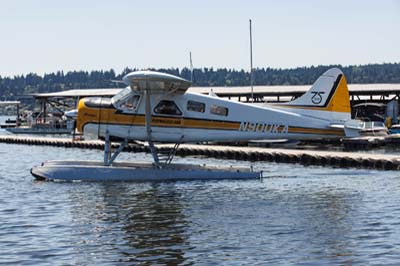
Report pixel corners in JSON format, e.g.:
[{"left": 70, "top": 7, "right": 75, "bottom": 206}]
[{"left": 249, "top": 19, "right": 254, "bottom": 102}]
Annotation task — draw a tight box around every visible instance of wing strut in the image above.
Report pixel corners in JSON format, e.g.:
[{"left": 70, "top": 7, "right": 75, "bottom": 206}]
[
  {"left": 103, "top": 131, "right": 128, "bottom": 166},
  {"left": 144, "top": 78, "right": 160, "bottom": 166}
]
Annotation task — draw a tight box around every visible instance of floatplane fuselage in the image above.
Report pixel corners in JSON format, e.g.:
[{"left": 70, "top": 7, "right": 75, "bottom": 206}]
[
  {"left": 31, "top": 68, "right": 355, "bottom": 181},
  {"left": 77, "top": 68, "right": 351, "bottom": 143}
]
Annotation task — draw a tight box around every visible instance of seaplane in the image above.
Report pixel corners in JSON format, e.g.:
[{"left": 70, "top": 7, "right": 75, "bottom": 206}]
[{"left": 31, "top": 67, "right": 357, "bottom": 181}]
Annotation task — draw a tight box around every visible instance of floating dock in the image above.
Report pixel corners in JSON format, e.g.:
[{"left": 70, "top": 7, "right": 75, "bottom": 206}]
[
  {"left": 342, "top": 135, "right": 400, "bottom": 150},
  {"left": 1, "top": 135, "right": 400, "bottom": 170}
]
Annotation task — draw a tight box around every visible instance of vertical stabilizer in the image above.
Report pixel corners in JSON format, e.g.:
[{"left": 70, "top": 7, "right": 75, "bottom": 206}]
[{"left": 279, "top": 68, "right": 351, "bottom": 113}]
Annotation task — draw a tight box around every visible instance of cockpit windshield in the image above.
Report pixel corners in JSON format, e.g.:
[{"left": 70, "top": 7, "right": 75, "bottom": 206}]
[
  {"left": 111, "top": 87, "right": 131, "bottom": 105},
  {"left": 112, "top": 87, "right": 141, "bottom": 112}
]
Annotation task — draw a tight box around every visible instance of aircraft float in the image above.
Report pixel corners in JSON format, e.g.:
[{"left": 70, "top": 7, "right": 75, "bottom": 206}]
[{"left": 31, "top": 68, "right": 360, "bottom": 181}]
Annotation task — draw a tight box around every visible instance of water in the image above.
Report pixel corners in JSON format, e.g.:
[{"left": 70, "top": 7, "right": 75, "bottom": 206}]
[{"left": 1, "top": 143, "right": 400, "bottom": 265}]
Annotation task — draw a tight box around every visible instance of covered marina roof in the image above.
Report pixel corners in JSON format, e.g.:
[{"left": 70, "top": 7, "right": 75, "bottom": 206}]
[
  {"left": 31, "top": 88, "right": 122, "bottom": 99},
  {"left": 190, "top": 83, "right": 400, "bottom": 104},
  {"left": 190, "top": 83, "right": 400, "bottom": 97},
  {"left": 28, "top": 83, "right": 400, "bottom": 103},
  {"left": 0, "top": 101, "right": 21, "bottom": 106}
]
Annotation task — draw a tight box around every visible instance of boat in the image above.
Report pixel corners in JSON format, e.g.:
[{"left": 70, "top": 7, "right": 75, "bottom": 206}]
[
  {"left": 6, "top": 113, "right": 75, "bottom": 135},
  {"left": 6, "top": 124, "right": 72, "bottom": 134},
  {"left": 344, "top": 120, "right": 388, "bottom": 137},
  {"left": 389, "top": 124, "right": 400, "bottom": 134},
  {"left": 0, "top": 118, "right": 17, "bottom": 128}
]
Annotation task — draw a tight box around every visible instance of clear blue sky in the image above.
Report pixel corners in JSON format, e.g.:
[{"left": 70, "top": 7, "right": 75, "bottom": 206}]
[{"left": 1, "top": 0, "right": 399, "bottom": 76}]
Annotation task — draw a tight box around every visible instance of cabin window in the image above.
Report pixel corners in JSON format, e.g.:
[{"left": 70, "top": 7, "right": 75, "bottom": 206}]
[
  {"left": 154, "top": 100, "right": 182, "bottom": 116},
  {"left": 120, "top": 95, "right": 140, "bottom": 111},
  {"left": 210, "top": 104, "right": 228, "bottom": 116},
  {"left": 187, "top": 100, "right": 205, "bottom": 113}
]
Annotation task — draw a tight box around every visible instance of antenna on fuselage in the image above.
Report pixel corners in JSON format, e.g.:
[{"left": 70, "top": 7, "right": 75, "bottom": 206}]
[{"left": 190, "top": 51, "right": 194, "bottom": 84}]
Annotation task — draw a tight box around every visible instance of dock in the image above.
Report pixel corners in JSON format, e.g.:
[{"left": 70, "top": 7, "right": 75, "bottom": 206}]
[
  {"left": 1, "top": 135, "right": 400, "bottom": 171},
  {"left": 342, "top": 135, "right": 400, "bottom": 150}
]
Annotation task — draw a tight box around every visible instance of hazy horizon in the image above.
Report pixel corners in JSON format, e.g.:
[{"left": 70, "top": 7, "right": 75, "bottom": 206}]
[
  {"left": 2, "top": 62, "right": 400, "bottom": 78},
  {"left": 1, "top": 0, "right": 399, "bottom": 77}
]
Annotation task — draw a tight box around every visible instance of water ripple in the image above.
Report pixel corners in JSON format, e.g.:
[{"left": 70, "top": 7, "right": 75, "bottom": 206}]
[{"left": 1, "top": 142, "right": 400, "bottom": 265}]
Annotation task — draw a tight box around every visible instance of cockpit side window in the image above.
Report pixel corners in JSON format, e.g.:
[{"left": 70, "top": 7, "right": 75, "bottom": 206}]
[{"left": 154, "top": 100, "right": 182, "bottom": 116}]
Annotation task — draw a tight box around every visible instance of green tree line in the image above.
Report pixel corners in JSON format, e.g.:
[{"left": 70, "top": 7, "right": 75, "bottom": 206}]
[{"left": 1, "top": 63, "right": 400, "bottom": 100}]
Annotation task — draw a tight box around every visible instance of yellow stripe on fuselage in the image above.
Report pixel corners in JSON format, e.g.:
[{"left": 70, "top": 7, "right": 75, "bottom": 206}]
[{"left": 76, "top": 100, "right": 344, "bottom": 137}]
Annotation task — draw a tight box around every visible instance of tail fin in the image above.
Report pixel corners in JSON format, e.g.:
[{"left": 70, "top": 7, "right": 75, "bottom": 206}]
[{"left": 278, "top": 68, "right": 350, "bottom": 113}]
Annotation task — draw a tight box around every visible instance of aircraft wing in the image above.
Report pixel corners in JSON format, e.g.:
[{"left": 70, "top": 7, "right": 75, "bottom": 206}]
[{"left": 123, "top": 70, "right": 191, "bottom": 94}]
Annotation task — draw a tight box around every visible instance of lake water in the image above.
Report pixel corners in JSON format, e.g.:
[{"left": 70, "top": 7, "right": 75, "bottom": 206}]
[{"left": 1, "top": 134, "right": 400, "bottom": 265}]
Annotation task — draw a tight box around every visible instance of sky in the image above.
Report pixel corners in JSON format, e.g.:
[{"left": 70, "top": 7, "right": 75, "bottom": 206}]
[{"left": 0, "top": 0, "right": 399, "bottom": 76}]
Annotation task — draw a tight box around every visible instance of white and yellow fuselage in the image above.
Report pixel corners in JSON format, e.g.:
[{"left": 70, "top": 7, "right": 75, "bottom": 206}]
[{"left": 77, "top": 68, "right": 351, "bottom": 142}]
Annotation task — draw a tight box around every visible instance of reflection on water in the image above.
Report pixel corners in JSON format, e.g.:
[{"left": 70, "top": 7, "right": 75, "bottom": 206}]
[
  {"left": 292, "top": 190, "right": 355, "bottom": 263},
  {"left": 68, "top": 183, "right": 191, "bottom": 265},
  {"left": 65, "top": 182, "right": 361, "bottom": 265},
  {"left": 1, "top": 143, "right": 400, "bottom": 265}
]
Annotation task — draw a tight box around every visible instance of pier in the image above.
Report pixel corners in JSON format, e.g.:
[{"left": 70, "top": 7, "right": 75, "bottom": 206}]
[{"left": 1, "top": 135, "right": 400, "bottom": 171}]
